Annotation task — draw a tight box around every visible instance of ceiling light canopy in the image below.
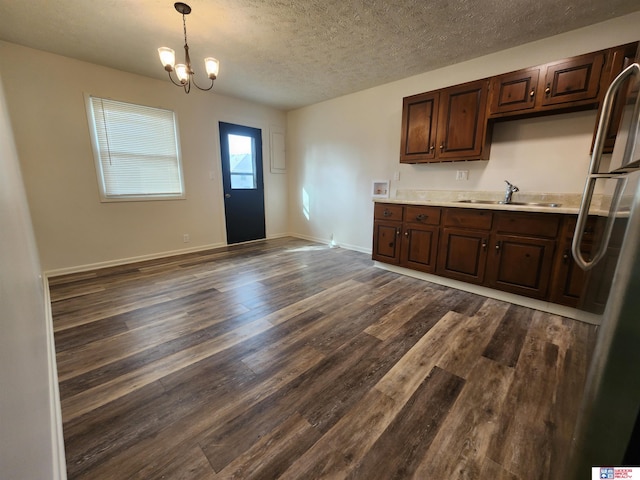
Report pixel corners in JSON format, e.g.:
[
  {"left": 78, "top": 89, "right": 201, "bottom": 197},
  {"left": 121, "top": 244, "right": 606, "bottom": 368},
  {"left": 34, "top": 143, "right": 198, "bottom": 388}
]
[{"left": 158, "top": 2, "right": 219, "bottom": 93}]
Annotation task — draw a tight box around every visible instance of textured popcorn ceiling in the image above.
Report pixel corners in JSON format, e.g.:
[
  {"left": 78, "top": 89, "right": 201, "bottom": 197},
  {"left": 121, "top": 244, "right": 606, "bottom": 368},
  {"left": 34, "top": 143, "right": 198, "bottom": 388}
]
[{"left": 0, "top": 0, "right": 639, "bottom": 110}]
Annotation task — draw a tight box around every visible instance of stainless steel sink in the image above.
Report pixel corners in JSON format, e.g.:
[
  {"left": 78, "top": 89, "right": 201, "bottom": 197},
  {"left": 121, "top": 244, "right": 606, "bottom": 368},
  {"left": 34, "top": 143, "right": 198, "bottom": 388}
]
[
  {"left": 509, "top": 201, "right": 561, "bottom": 208},
  {"left": 456, "top": 199, "right": 561, "bottom": 208},
  {"left": 457, "top": 199, "right": 502, "bottom": 204}
]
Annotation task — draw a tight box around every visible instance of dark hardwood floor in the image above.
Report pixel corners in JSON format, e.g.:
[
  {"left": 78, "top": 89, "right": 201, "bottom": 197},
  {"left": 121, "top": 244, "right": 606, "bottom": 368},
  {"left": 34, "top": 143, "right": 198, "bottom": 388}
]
[{"left": 49, "top": 237, "right": 597, "bottom": 479}]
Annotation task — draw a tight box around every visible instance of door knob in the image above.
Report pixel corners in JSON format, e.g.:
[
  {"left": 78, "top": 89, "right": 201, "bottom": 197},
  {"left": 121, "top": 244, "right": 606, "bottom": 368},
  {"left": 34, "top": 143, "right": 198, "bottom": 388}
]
[{"left": 225, "top": 193, "right": 231, "bottom": 198}]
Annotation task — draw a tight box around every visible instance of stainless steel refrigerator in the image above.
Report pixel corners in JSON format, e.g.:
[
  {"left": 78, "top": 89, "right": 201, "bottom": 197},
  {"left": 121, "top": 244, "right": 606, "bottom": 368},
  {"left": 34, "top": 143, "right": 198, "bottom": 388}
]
[{"left": 565, "top": 61, "right": 640, "bottom": 478}]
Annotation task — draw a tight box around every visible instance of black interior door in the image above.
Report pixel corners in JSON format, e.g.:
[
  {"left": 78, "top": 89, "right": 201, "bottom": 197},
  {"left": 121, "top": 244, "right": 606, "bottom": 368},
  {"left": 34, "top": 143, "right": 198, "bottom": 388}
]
[{"left": 219, "top": 122, "right": 266, "bottom": 244}]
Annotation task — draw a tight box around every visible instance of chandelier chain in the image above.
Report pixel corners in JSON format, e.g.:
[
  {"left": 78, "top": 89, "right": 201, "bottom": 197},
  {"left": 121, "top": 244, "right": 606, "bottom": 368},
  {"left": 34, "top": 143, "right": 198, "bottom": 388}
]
[{"left": 183, "top": 13, "right": 188, "bottom": 48}]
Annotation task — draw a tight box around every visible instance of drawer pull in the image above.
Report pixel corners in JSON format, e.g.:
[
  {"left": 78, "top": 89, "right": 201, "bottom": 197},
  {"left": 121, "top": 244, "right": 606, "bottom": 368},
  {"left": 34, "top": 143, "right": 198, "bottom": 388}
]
[
  {"left": 383, "top": 209, "right": 392, "bottom": 217},
  {"left": 416, "top": 214, "right": 427, "bottom": 221},
  {"left": 545, "top": 84, "right": 551, "bottom": 95}
]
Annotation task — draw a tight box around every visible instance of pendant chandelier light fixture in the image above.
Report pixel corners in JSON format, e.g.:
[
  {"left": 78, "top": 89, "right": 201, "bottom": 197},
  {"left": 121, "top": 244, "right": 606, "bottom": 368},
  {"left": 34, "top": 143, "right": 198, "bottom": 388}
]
[{"left": 158, "top": 2, "right": 219, "bottom": 93}]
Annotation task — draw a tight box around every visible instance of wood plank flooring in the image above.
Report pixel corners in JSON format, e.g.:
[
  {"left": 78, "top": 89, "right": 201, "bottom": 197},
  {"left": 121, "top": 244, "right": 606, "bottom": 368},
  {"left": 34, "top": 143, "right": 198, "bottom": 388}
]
[{"left": 49, "top": 237, "right": 597, "bottom": 479}]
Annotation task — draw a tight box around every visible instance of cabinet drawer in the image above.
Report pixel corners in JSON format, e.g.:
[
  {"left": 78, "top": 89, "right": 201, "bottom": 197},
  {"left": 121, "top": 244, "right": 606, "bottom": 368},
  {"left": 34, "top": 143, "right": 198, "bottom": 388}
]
[
  {"left": 405, "top": 206, "right": 441, "bottom": 225},
  {"left": 443, "top": 208, "right": 493, "bottom": 230},
  {"left": 494, "top": 212, "right": 560, "bottom": 238},
  {"left": 374, "top": 203, "right": 403, "bottom": 221}
]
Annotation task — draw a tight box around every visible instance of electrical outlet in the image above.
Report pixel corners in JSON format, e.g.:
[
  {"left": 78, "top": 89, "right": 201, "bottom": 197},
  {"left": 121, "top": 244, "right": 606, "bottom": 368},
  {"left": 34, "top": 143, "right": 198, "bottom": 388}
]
[
  {"left": 183, "top": 234, "right": 190, "bottom": 243},
  {"left": 456, "top": 170, "right": 469, "bottom": 181},
  {"left": 393, "top": 171, "right": 400, "bottom": 181}
]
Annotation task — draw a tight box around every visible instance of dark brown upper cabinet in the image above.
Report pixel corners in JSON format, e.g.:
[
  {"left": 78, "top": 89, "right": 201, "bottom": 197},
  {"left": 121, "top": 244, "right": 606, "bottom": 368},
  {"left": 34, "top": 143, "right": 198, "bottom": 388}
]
[
  {"left": 400, "top": 42, "right": 638, "bottom": 164},
  {"left": 489, "top": 50, "right": 607, "bottom": 118},
  {"left": 540, "top": 51, "right": 605, "bottom": 107},
  {"left": 400, "top": 79, "right": 490, "bottom": 163},
  {"left": 489, "top": 68, "right": 540, "bottom": 114},
  {"left": 591, "top": 42, "right": 639, "bottom": 154},
  {"left": 400, "top": 91, "right": 439, "bottom": 162}
]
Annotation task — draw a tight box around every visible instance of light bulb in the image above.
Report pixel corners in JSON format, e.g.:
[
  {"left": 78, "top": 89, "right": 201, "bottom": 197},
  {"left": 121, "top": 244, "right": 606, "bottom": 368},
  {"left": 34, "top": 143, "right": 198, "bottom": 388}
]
[
  {"left": 158, "top": 47, "right": 175, "bottom": 71},
  {"left": 175, "top": 64, "right": 189, "bottom": 83},
  {"left": 204, "top": 57, "right": 219, "bottom": 79}
]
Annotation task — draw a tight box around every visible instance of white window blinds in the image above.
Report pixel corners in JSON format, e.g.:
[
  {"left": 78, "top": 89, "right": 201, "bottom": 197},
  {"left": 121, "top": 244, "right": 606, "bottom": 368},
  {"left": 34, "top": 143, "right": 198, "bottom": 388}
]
[{"left": 86, "top": 96, "right": 184, "bottom": 201}]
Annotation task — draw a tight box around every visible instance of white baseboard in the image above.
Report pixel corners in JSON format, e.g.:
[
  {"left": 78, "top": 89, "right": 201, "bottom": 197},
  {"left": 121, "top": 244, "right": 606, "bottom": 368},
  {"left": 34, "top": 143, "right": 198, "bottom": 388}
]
[
  {"left": 45, "top": 242, "right": 227, "bottom": 278},
  {"left": 42, "top": 276, "right": 67, "bottom": 480},
  {"left": 374, "top": 262, "right": 601, "bottom": 325},
  {"left": 288, "top": 233, "right": 372, "bottom": 255},
  {"left": 44, "top": 234, "right": 373, "bottom": 279}
]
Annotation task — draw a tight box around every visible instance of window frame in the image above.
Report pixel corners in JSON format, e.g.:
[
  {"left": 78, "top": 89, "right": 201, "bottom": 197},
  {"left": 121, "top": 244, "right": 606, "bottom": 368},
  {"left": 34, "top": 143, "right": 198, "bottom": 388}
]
[{"left": 84, "top": 94, "right": 186, "bottom": 202}]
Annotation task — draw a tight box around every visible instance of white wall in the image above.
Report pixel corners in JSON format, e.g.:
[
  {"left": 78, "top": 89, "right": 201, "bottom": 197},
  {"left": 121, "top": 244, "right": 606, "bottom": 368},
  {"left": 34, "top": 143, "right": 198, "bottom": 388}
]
[
  {"left": 287, "top": 12, "right": 640, "bottom": 252},
  {"left": 0, "top": 41, "right": 288, "bottom": 273},
  {"left": 0, "top": 76, "right": 65, "bottom": 479}
]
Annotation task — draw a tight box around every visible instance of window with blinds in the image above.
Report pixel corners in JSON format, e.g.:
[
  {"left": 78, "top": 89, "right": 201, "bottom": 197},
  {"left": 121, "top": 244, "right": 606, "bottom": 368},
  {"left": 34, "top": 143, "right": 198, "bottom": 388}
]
[{"left": 85, "top": 95, "right": 185, "bottom": 201}]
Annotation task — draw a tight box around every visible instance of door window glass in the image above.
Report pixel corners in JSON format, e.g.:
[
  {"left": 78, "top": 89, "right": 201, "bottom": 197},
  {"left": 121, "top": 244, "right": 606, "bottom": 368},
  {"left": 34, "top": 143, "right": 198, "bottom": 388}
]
[{"left": 228, "top": 134, "right": 257, "bottom": 189}]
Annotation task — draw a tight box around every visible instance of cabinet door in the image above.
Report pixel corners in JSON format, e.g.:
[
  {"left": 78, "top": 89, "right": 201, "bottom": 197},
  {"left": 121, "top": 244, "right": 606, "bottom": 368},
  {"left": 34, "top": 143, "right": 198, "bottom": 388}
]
[
  {"left": 400, "top": 92, "right": 439, "bottom": 163},
  {"left": 550, "top": 216, "right": 596, "bottom": 307},
  {"left": 486, "top": 234, "right": 556, "bottom": 299},
  {"left": 592, "top": 42, "right": 639, "bottom": 154},
  {"left": 436, "top": 227, "right": 489, "bottom": 284},
  {"left": 540, "top": 52, "right": 605, "bottom": 107},
  {"left": 551, "top": 244, "right": 590, "bottom": 307},
  {"left": 372, "top": 221, "right": 401, "bottom": 264},
  {"left": 436, "top": 79, "right": 489, "bottom": 160},
  {"left": 489, "top": 68, "right": 540, "bottom": 115},
  {"left": 401, "top": 224, "right": 440, "bottom": 273}
]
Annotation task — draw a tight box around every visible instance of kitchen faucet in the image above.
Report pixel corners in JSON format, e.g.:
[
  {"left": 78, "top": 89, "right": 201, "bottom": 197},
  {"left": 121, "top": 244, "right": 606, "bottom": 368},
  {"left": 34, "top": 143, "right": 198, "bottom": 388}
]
[{"left": 503, "top": 180, "right": 519, "bottom": 204}]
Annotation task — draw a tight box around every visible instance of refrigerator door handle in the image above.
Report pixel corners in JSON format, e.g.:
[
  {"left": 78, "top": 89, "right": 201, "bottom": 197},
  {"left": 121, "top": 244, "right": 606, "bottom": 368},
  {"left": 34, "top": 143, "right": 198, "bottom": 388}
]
[
  {"left": 573, "top": 176, "right": 627, "bottom": 271},
  {"left": 572, "top": 63, "right": 640, "bottom": 271}
]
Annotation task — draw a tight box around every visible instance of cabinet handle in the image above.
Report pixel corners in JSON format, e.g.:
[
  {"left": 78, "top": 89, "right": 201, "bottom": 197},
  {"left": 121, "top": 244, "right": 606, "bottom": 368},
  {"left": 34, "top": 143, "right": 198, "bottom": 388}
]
[
  {"left": 529, "top": 89, "right": 535, "bottom": 99},
  {"left": 396, "top": 228, "right": 401, "bottom": 236},
  {"left": 482, "top": 240, "right": 487, "bottom": 250},
  {"left": 562, "top": 249, "right": 570, "bottom": 264},
  {"left": 383, "top": 209, "right": 392, "bottom": 217},
  {"left": 404, "top": 230, "right": 409, "bottom": 238},
  {"left": 416, "top": 214, "right": 427, "bottom": 221},
  {"left": 545, "top": 84, "right": 551, "bottom": 95},
  {"left": 495, "top": 241, "right": 502, "bottom": 253},
  {"left": 429, "top": 144, "right": 435, "bottom": 151},
  {"left": 440, "top": 143, "right": 445, "bottom": 152}
]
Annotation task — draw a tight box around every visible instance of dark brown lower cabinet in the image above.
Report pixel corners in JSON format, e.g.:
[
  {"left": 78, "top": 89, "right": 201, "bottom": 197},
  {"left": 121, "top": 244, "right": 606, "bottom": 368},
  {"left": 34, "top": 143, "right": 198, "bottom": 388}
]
[
  {"left": 436, "top": 227, "right": 488, "bottom": 284},
  {"left": 401, "top": 224, "right": 440, "bottom": 273},
  {"left": 435, "top": 208, "right": 492, "bottom": 284},
  {"left": 372, "top": 220, "right": 401, "bottom": 265},
  {"left": 484, "top": 211, "right": 560, "bottom": 299},
  {"left": 550, "top": 216, "right": 594, "bottom": 307},
  {"left": 486, "top": 233, "right": 556, "bottom": 299},
  {"left": 551, "top": 244, "right": 590, "bottom": 307},
  {"left": 549, "top": 214, "right": 625, "bottom": 310},
  {"left": 372, "top": 203, "right": 441, "bottom": 273},
  {"left": 372, "top": 203, "right": 616, "bottom": 307}
]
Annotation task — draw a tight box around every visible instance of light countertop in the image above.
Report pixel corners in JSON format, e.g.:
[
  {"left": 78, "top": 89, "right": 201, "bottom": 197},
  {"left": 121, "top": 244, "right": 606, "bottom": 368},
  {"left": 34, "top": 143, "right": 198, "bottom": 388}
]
[{"left": 374, "top": 189, "right": 594, "bottom": 215}]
